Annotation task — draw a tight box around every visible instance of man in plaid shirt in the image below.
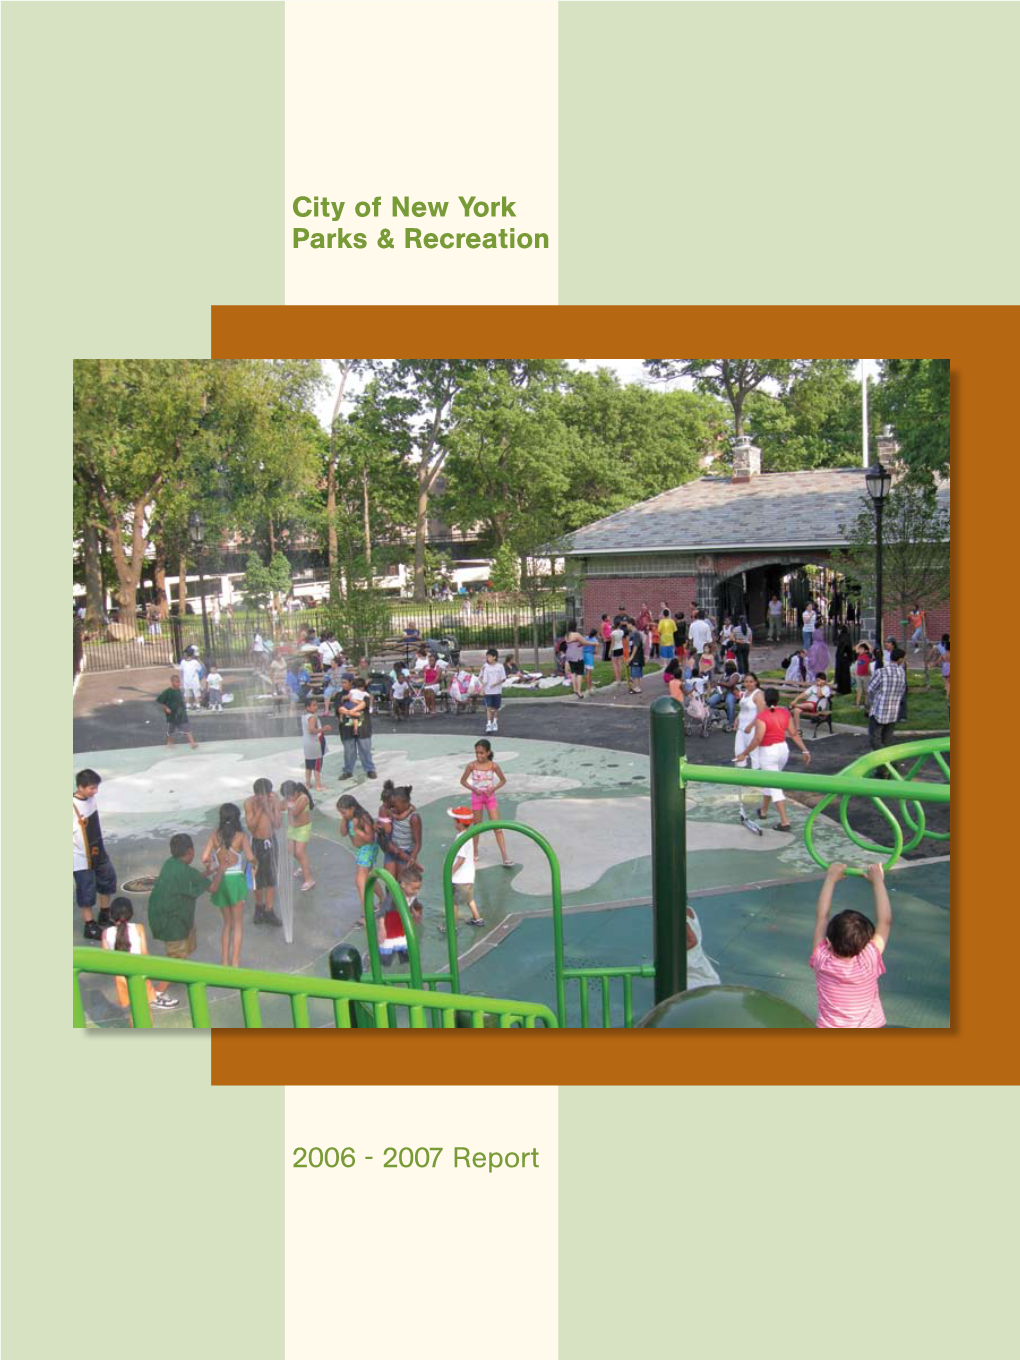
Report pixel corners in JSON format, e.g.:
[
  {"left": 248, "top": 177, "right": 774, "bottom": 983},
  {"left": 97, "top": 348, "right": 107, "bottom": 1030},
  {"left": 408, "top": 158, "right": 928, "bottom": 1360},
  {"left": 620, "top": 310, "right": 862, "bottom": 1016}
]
[{"left": 867, "top": 647, "right": 907, "bottom": 767}]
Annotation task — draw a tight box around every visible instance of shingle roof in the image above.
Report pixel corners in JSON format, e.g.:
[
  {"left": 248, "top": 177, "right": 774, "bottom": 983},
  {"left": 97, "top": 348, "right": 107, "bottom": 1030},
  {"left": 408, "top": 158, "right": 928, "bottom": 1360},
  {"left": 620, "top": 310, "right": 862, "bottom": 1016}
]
[{"left": 566, "top": 468, "right": 950, "bottom": 555}]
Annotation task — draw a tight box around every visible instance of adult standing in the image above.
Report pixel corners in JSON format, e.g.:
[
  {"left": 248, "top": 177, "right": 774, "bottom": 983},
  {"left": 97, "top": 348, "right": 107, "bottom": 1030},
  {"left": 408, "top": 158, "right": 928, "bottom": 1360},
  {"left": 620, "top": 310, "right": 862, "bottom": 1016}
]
[
  {"left": 334, "top": 675, "right": 378, "bottom": 780},
  {"left": 734, "top": 673, "right": 767, "bottom": 768},
  {"left": 767, "top": 594, "right": 783, "bottom": 644},
  {"left": 72, "top": 769, "right": 118, "bottom": 941},
  {"left": 807, "top": 630, "right": 830, "bottom": 678},
  {"left": 829, "top": 588, "right": 843, "bottom": 627},
  {"left": 244, "top": 778, "right": 283, "bottom": 927},
  {"left": 688, "top": 609, "right": 713, "bottom": 657},
  {"left": 866, "top": 646, "right": 907, "bottom": 768},
  {"left": 179, "top": 647, "right": 203, "bottom": 710},
  {"left": 656, "top": 609, "right": 678, "bottom": 662},
  {"left": 609, "top": 617, "right": 626, "bottom": 686},
  {"left": 612, "top": 603, "right": 631, "bottom": 629},
  {"left": 732, "top": 615, "right": 753, "bottom": 675},
  {"left": 801, "top": 601, "right": 817, "bottom": 651},
  {"left": 636, "top": 602, "right": 653, "bottom": 659},
  {"left": 599, "top": 614, "right": 613, "bottom": 663},
  {"left": 908, "top": 605, "right": 927, "bottom": 654},
  {"left": 834, "top": 626, "right": 854, "bottom": 696},
  {"left": 740, "top": 686, "right": 812, "bottom": 831},
  {"left": 562, "top": 620, "right": 586, "bottom": 699}
]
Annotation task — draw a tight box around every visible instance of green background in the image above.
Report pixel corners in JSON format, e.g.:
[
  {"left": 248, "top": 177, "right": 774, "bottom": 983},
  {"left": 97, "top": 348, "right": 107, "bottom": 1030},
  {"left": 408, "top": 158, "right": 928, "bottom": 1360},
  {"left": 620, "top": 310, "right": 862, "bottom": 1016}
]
[
  {"left": 2, "top": 4, "right": 284, "bottom": 1358},
  {"left": 558, "top": 1, "right": 1020, "bottom": 304},
  {"left": 3, "top": 2, "right": 1013, "bottom": 1356}
]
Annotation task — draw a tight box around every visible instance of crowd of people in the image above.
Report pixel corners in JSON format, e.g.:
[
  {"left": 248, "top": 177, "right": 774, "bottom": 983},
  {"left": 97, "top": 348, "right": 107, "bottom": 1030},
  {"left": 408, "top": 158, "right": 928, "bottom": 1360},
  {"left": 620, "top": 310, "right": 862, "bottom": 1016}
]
[{"left": 73, "top": 721, "right": 523, "bottom": 1017}]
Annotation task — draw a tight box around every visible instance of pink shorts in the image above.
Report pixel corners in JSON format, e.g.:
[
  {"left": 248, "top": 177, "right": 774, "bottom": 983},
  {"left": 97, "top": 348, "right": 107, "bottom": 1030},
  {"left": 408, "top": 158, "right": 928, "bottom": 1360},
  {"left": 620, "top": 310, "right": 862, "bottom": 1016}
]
[{"left": 470, "top": 792, "right": 498, "bottom": 815}]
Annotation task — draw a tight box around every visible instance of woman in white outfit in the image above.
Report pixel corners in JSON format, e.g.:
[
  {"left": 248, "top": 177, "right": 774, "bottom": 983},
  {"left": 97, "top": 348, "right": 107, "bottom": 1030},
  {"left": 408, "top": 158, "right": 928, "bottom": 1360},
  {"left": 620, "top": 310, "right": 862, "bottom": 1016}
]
[
  {"left": 734, "top": 672, "right": 766, "bottom": 768},
  {"left": 740, "top": 686, "right": 812, "bottom": 831}
]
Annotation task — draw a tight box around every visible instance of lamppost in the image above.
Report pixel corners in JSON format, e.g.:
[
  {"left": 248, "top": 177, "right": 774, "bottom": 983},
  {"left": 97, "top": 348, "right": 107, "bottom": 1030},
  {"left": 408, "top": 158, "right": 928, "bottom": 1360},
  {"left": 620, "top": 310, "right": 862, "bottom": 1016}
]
[
  {"left": 189, "top": 513, "right": 212, "bottom": 656},
  {"left": 865, "top": 461, "right": 893, "bottom": 650}
]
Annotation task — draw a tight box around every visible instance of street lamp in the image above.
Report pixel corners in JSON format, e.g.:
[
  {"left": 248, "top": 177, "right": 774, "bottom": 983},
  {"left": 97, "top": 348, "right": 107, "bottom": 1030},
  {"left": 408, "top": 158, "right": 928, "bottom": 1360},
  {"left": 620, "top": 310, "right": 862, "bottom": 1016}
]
[
  {"left": 865, "top": 461, "right": 893, "bottom": 649},
  {"left": 189, "top": 513, "right": 212, "bottom": 656}
]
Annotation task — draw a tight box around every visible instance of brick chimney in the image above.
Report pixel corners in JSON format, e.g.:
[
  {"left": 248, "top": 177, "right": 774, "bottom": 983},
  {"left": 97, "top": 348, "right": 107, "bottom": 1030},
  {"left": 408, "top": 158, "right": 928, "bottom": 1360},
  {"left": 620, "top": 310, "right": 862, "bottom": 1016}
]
[
  {"left": 731, "top": 434, "right": 761, "bottom": 483},
  {"left": 876, "top": 424, "right": 899, "bottom": 463}
]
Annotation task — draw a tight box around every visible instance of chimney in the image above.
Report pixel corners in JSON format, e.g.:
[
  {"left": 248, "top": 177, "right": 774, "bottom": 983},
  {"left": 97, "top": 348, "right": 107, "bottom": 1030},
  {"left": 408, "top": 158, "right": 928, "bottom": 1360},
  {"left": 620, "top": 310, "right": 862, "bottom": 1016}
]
[
  {"left": 731, "top": 434, "right": 761, "bottom": 483},
  {"left": 876, "top": 424, "right": 899, "bottom": 463}
]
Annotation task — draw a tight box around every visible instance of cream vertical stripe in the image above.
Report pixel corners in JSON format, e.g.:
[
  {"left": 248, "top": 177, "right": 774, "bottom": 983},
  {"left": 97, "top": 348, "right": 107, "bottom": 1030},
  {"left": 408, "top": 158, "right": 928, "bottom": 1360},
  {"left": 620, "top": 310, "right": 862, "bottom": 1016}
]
[
  {"left": 285, "top": 1085, "right": 558, "bottom": 1356},
  {"left": 284, "top": 2, "right": 558, "bottom": 304}
]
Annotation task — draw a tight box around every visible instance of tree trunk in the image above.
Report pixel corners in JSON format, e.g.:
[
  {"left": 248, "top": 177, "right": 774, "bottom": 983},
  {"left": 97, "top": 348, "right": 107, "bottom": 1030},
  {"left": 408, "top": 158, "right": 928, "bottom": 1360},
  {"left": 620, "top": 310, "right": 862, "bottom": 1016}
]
[
  {"left": 153, "top": 545, "right": 168, "bottom": 618},
  {"left": 413, "top": 475, "right": 429, "bottom": 602},
  {"left": 177, "top": 555, "right": 188, "bottom": 615},
  {"left": 327, "top": 461, "right": 340, "bottom": 603},
  {"left": 362, "top": 466, "right": 372, "bottom": 568},
  {"left": 82, "top": 520, "right": 105, "bottom": 628}
]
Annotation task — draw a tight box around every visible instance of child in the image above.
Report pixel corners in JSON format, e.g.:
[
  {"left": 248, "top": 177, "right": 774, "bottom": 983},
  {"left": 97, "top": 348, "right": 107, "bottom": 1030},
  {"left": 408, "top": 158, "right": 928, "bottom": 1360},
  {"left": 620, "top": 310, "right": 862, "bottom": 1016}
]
[
  {"left": 146, "top": 833, "right": 223, "bottom": 990},
  {"left": 460, "top": 739, "right": 515, "bottom": 867},
  {"left": 101, "top": 896, "right": 157, "bottom": 1016},
  {"left": 379, "top": 780, "right": 422, "bottom": 883},
  {"left": 449, "top": 839, "right": 485, "bottom": 929},
  {"left": 336, "top": 793, "right": 380, "bottom": 920},
  {"left": 373, "top": 864, "right": 426, "bottom": 963},
  {"left": 201, "top": 803, "right": 254, "bottom": 968},
  {"left": 650, "top": 620, "right": 660, "bottom": 660},
  {"left": 301, "top": 697, "right": 330, "bottom": 792},
  {"left": 280, "top": 780, "right": 316, "bottom": 891},
  {"left": 155, "top": 673, "right": 198, "bottom": 749},
  {"left": 583, "top": 628, "right": 598, "bottom": 695},
  {"left": 390, "top": 668, "right": 410, "bottom": 721},
  {"left": 853, "top": 643, "right": 873, "bottom": 707},
  {"left": 479, "top": 647, "right": 507, "bottom": 733},
  {"left": 626, "top": 623, "right": 645, "bottom": 694},
  {"left": 809, "top": 862, "right": 891, "bottom": 1028},
  {"left": 791, "top": 671, "right": 832, "bottom": 735},
  {"left": 205, "top": 663, "right": 223, "bottom": 712}
]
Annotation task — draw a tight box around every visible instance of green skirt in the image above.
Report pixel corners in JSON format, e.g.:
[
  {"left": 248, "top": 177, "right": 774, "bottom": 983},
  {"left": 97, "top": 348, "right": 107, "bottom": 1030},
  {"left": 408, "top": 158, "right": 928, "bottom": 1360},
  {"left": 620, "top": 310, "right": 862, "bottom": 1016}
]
[{"left": 212, "top": 872, "right": 247, "bottom": 908}]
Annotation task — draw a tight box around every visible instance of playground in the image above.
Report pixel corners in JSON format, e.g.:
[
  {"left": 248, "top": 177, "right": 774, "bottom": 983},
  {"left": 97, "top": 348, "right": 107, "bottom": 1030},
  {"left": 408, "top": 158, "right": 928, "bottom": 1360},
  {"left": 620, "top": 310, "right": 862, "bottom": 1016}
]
[{"left": 72, "top": 671, "right": 950, "bottom": 1029}]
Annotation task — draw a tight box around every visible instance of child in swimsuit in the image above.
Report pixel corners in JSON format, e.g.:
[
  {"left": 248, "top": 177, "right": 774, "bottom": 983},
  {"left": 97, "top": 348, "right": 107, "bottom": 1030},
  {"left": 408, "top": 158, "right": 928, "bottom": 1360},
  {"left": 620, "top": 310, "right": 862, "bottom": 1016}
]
[
  {"left": 459, "top": 739, "right": 514, "bottom": 867},
  {"left": 280, "top": 781, "right": 316, "bottom": 892},
  {"left": 379, "top": 780, "right": 422, "bottom": 883},
  {"left": 336, "top": 794, "right": 381, "bottom": 921}
]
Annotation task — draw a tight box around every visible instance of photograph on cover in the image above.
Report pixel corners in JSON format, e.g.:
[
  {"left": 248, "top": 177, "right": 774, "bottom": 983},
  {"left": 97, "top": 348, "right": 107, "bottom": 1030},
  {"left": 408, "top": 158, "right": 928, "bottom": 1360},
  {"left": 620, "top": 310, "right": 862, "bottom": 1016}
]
[{"left": 72, "top": 359, "right": 949, "bottom": 1029}]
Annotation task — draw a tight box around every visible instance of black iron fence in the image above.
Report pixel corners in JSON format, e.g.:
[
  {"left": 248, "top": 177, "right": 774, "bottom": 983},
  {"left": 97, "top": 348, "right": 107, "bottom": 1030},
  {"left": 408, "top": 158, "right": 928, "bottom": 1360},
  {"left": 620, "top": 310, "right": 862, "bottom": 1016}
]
[{"left": 75, "top": 597, "right": 571, "bottom": 675}]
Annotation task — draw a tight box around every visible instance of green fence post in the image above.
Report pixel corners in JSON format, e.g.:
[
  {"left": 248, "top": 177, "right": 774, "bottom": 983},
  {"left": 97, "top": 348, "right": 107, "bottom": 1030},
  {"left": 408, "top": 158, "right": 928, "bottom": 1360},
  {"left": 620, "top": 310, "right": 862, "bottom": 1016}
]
[{"left": 649, "top": 694, "right": 686, "bottom": 1003}]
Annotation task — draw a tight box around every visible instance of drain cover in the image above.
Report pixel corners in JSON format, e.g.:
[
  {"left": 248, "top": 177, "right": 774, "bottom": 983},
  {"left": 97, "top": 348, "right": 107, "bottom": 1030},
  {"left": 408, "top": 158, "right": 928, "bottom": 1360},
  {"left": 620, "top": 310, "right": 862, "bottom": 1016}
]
[{"left": 122, "top": 876, "right": 157, "bottom": 893}]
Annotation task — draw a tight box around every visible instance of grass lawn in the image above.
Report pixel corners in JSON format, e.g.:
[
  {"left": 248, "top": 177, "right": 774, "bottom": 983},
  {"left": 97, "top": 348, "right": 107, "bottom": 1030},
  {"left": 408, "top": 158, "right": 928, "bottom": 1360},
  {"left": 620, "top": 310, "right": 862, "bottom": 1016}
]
[
  {"left": 505, "top": 659, "right": 663, "bottom": 698},
  {"left": 758, "top": 669, "right": 949, "bottom": 730}
]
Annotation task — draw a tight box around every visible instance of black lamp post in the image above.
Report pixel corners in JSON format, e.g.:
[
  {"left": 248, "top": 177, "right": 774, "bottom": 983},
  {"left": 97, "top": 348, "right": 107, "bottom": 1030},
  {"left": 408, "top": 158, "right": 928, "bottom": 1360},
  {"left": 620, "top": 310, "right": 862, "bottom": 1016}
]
[
  {"left": 865, "top": 461, "right": 893, "bottom": 649},
  {"left": 189, "top": 513, "right": 212, "bottom": 656}
]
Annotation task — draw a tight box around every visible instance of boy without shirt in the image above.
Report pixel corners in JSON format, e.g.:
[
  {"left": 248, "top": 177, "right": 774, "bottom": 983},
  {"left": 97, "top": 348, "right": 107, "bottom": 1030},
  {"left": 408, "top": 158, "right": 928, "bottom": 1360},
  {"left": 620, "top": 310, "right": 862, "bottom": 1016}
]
[{"left": 244, "top": 779, "right": 284, "bottom": 926}]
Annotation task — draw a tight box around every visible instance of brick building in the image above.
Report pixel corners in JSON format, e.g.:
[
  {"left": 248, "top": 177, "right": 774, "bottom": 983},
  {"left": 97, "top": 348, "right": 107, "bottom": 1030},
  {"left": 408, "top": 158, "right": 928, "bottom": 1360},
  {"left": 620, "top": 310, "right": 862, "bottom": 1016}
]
[{"left": 565, "top": 438, "right": 950, "bottom": 644}]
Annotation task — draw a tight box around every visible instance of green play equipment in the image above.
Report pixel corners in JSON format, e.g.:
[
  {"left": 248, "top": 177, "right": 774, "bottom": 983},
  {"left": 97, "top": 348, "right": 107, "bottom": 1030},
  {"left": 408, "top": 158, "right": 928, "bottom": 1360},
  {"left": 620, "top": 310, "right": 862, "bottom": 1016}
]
[
  {"left": 636, "top": 985, "right": 815, "bottom": 1029},
  {"left": 73, "top": 702, "right": 949, "bottom": 1029}
]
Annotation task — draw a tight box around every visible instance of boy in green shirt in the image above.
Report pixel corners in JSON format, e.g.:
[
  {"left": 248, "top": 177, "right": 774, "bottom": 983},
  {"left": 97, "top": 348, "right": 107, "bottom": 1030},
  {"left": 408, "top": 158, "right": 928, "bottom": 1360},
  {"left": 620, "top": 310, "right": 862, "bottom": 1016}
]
[
  {"left": 155, "top": 673, "right": 198, "bottom": 749},
  {"left": 147, "top": 834, "right": 223, "bottom": 1004}
]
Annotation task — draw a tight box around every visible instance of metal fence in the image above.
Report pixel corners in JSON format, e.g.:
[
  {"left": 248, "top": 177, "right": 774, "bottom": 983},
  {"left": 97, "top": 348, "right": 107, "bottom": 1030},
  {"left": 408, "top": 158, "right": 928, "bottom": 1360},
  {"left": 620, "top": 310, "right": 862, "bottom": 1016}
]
[{"left": 75, "top": 597, "right": 571, "bottom": 674}]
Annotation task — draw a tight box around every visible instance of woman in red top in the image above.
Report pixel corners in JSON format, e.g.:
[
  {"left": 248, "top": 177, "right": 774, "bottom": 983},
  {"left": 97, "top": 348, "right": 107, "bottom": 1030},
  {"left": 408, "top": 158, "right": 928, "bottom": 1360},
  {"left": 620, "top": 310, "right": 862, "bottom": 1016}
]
[{"left": 740, "top": 686, "right": 811, "bottom": 831}]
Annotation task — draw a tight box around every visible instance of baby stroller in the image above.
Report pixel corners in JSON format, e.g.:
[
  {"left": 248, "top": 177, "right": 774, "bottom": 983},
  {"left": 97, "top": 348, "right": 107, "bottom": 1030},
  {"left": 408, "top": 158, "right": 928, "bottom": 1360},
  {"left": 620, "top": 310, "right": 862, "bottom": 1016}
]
[
  {"left": 405, "top": 671, "right": 429, "bottom": 718},
  {"left": 683, "top": 688, "right": 712, "bottom": 739}
]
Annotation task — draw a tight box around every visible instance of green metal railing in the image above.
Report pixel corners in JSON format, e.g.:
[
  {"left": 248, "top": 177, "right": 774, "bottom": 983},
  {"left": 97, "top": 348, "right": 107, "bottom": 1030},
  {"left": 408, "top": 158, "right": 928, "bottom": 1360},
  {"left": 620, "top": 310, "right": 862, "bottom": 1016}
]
[{"left": 72, "top": 947, "right": 557, "bottom": 1030}]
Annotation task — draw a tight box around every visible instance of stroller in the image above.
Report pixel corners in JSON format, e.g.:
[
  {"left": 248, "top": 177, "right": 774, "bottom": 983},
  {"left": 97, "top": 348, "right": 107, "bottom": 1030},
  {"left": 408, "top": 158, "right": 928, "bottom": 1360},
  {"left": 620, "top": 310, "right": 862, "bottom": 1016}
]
[{"left": 683, "top": 688, "right": 713, "bottom": 739}]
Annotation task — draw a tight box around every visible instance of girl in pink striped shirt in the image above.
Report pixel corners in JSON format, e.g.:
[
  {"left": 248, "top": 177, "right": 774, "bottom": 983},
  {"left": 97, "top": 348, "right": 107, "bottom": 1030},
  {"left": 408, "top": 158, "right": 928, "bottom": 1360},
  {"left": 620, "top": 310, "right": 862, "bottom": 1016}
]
[{"left": 809, "top": 862, "right": 892, "bottom": 1028}]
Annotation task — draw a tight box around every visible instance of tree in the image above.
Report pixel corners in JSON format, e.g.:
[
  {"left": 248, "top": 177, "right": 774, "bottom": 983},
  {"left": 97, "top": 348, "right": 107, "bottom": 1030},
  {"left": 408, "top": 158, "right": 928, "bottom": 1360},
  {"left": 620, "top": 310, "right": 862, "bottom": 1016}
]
[
  {"left": 73, "top": 359, "right": 211, "bottom": 627},
  {"left": 367, "top": 360, "right": 568, "bottom": 600},
  {"left": 443, "top": 365, "right": 575, "bottom": 558},
  {"left": 643, "top": 359, "right": 797, "bottom": 436},
  {"left": 745, "top": 360, "right": 864, "bottom": 471},
  {"left": 325, "top": 360, "right": 374, "bottom": 600},
  {"left": 831, "top": 485, "right": 950, "bottom": 681},
  {"left": 874, "top": 360, "right": 950, "bottom": 490},
  {"left": 322, "top": 557, "right": 392, "bottom": 669}
]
